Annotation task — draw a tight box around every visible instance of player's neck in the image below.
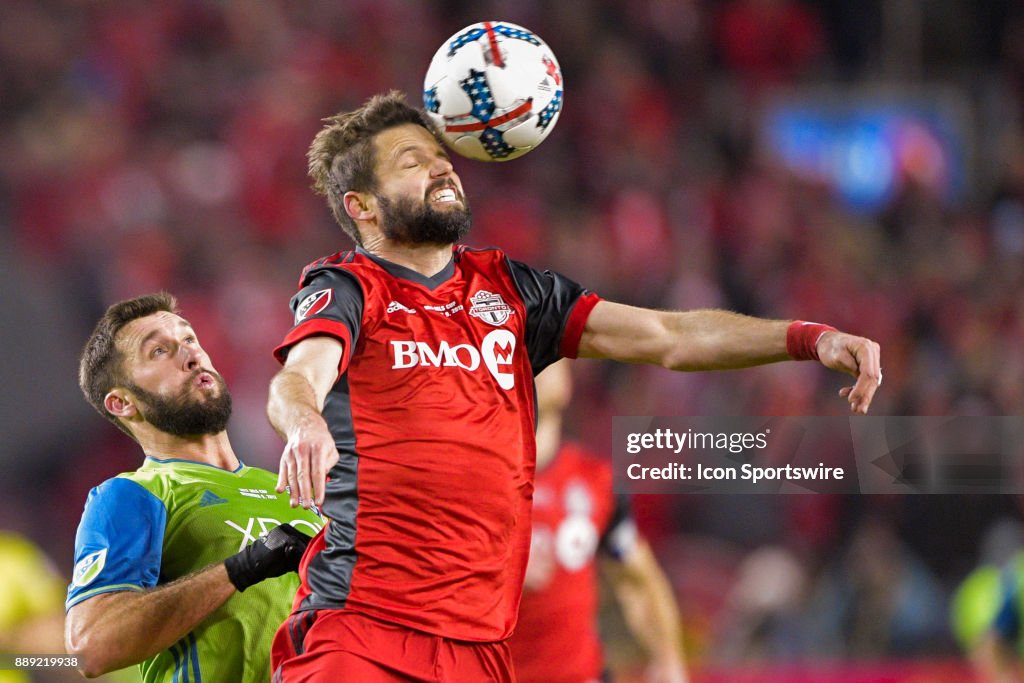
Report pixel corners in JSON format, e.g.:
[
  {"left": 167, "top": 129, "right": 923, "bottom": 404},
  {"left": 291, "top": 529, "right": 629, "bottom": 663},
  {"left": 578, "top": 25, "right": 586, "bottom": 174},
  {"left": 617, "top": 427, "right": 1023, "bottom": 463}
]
[
  {"left": 138, "top": 429, "right": 241, "bottom": 470},
  {"left": 362, "top": 236, "right": 453, "bottom": 278}
]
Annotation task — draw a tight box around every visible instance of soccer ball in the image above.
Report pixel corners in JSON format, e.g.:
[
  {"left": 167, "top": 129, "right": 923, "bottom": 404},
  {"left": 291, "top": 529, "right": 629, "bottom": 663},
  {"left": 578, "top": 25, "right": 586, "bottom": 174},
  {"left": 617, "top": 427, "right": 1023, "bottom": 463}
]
[{"left": 423, "top": 21, "right": 563, "bottom": 162}]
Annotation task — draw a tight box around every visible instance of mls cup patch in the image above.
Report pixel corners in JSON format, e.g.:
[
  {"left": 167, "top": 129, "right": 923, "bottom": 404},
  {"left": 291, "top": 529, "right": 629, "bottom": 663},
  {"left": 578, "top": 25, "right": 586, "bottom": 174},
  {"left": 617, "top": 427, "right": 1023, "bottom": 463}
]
[{"left": 295, "top": 289, "right": 333, "bottom": 324}]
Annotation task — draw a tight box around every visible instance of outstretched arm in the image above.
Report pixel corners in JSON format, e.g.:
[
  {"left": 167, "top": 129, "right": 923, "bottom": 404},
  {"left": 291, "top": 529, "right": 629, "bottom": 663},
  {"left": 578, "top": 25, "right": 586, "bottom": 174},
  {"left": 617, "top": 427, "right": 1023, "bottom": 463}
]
[
  {"left": 267, "top": 335, "right": 343, "bottom": 508},
  {"left": 577, "top": 301, "right": 881, "bottom": 413},
  {"left": 602, "top": 540, "right": 689, "bottom": 683}
]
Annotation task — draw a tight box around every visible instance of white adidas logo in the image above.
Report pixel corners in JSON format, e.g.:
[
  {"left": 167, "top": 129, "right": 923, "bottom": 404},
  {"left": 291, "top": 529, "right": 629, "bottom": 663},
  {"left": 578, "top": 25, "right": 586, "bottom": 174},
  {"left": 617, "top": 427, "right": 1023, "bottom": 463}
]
[{"left": 386, "top": 301, "right": 417, "bottom": 314}]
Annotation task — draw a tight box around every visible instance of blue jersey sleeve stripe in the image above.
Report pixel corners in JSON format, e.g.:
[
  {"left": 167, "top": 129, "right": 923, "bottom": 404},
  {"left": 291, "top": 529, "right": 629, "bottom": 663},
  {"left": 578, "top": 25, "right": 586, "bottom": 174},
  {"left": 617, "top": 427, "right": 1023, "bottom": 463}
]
[
  {"left": 65, "top": 583, "right": 145, "bottom": 611},
  {"left": 189, "top": 633, "right": 201, "bottom": 683},
  {"left": 170, "top": 641, "right": 182, "bottom": 683}
]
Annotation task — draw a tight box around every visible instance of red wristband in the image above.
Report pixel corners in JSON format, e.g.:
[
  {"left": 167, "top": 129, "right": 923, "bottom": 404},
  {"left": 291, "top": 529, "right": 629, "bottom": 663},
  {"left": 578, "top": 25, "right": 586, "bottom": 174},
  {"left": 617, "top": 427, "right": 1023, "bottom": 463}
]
[{"left": 787, "top": 321, "right": 837, "bottom": 361}]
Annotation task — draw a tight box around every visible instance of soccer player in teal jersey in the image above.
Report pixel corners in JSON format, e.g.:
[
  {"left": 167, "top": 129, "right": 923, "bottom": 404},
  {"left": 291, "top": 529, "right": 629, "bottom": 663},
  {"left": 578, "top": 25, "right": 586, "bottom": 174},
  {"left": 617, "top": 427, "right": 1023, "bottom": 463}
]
[{"left": 65, "top": 293, "right": 322, "bottom": 682}]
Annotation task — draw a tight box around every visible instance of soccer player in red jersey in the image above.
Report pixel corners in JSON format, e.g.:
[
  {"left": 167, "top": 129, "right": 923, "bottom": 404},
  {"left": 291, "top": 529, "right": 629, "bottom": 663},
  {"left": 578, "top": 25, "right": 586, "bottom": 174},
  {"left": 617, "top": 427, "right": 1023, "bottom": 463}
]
[
  {"left": 266, "top": 91, "right": 881, "bottom": 682},
  {"left": 510, "top": 360, "right": 688, "bottom": 683}
]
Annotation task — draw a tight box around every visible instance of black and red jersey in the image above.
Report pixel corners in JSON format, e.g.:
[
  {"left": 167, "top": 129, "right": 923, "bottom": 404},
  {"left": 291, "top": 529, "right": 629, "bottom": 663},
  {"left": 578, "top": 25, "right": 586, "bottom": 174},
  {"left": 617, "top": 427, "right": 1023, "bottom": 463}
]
[
  {"left": 274, "top": 245, "right": 599, "bottom": 642},
  {"left": 509, "top": 443, "right": 638, "bottom": 683}
]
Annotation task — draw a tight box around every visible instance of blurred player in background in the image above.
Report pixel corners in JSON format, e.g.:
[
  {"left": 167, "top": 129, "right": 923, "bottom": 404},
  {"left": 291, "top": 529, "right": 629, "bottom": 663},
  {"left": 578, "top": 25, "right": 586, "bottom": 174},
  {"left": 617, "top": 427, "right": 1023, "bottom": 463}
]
[
  {"left": 65, "top": 293, "right": 320, "bottom": 682},
  {"left": 0, "top": 530, "right": 77, "bottom": 683},
  {"left": 0, "top": 531, "right": 139, "bottom": 683},
  {"left": 952, "top": 550, "right": 1024, "bottom": 682},
  {"left": 510, "top": 359, "right": 688, "bottom": 683},
  {"left": 267, "top": 91, "right": 881, "bottom": 682}
]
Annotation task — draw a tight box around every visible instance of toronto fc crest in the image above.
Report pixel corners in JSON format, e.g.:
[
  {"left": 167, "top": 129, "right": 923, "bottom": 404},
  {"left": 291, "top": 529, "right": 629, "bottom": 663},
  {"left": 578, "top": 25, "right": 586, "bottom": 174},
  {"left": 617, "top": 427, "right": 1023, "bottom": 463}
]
[{"left": 469, "top": 290, "right": 514, "bottom": 326}]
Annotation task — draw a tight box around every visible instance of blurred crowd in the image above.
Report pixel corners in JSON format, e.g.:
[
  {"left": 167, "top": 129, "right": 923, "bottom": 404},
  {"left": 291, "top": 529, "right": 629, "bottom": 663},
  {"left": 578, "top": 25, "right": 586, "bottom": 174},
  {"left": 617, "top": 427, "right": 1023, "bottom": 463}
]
[{"left": 3, "top": 0, "right": 1024, "bottom": 675}]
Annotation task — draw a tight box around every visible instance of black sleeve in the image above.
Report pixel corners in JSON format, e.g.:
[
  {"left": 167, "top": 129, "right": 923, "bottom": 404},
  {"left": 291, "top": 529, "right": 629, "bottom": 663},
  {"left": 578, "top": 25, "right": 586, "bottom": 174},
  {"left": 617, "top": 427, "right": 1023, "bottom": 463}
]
[
  {"left": 274, "top": 268, "right": 364, "bottom": 364},
  {"left": 505, "top": 258, "right": 593, "bottom": 374},
  {"left": 598, "top": 494, "right": 640, "bottom": 562}
]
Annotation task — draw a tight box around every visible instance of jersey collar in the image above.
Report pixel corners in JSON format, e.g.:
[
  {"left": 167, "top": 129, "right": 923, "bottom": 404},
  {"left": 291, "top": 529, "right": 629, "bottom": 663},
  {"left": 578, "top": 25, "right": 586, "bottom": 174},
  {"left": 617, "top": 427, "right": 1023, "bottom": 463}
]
[
  {"left": 356, "top": 246, "right": 456, "bottom": 290},
  {"left": 143, "top": 456, "right": 246, "bottom": 474}
]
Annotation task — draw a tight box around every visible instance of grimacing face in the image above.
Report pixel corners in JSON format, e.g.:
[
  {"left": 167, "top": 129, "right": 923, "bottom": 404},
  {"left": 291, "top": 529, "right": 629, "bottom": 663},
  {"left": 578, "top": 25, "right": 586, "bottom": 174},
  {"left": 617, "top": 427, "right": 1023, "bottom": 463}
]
[
  {"left": 370, "top": 123, "right": 471, "bottom": 245},
  {"left": 111, "top": 312, "right": 232, "bottom": 436}
]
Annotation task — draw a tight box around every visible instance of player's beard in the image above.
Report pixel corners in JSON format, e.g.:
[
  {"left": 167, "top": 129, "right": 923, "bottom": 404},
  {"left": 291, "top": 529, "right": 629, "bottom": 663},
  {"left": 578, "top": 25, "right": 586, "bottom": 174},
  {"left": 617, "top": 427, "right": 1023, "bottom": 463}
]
[
  {"left": 127, "top": 371, "right": 233, "bottom": 437},
  {"left": 376, "top": 191, "right": 472, "bottom": 245}
]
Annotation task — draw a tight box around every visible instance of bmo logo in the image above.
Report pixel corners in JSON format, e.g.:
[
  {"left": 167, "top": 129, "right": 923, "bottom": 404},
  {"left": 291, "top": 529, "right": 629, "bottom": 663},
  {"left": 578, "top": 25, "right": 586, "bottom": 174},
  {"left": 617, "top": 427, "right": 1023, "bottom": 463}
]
[{"left": 391, "top": 329, "right": 516, "bottom": 390}]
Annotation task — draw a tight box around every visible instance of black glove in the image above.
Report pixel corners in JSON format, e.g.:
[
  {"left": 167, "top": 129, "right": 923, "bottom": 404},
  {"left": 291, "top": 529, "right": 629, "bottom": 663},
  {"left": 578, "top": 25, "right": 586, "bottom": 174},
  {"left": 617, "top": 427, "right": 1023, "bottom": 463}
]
[{"left": 224, "top": 523, "right": 311, "bottom": 592}]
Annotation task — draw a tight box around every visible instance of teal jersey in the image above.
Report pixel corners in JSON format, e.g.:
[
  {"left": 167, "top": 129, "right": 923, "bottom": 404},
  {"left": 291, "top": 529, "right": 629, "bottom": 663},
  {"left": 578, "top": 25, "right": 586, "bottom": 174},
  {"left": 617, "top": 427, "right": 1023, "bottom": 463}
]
[{"left": 67, "top": 457, "right": 323, "bottom": 683}]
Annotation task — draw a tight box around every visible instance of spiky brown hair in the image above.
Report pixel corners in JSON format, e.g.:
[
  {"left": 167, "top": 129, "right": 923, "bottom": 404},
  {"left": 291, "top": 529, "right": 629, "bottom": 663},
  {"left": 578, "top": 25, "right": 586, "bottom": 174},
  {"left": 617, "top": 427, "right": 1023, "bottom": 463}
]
[
  {"left": 307, "top": 90, "right": 443, "bottom": 244},
  {"left": 79, "top": 292, "right": 178, "bottom": 438}
]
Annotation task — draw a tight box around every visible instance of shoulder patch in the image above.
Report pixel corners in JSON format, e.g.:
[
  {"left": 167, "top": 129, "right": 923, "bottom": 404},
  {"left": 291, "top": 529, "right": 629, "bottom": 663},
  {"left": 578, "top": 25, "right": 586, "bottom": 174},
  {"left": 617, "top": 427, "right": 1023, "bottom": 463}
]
[
  {"left": 72, "top": 548, "right": 107, "bottom": 588},
  {"left": 295, "top": 289, "right": 333, "bottom": 324}
]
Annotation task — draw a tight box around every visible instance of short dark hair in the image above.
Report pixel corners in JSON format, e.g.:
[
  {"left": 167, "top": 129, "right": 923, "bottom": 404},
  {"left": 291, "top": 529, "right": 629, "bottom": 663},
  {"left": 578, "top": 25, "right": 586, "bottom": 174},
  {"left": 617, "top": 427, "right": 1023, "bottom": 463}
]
[
  {"left": 79, "top": 292, "right": 178, "bottom": 437},
  {"left": 307, "top": 90, "right": 442, "bottom": 244}
]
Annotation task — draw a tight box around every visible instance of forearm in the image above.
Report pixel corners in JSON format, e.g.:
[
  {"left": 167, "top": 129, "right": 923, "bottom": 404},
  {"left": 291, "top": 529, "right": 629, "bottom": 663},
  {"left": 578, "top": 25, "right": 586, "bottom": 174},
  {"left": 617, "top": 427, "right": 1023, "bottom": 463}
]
[
  {"left": 659, "top": 310, "right": 789, "bottom": 371},
  {"left": 626, "top": 586, "right": 685, "bottom": 665},
  {"left": 579, "top": 302, "right": 790, "bottom": 371},
  {"left": 268, "top": 339, "right": 344, "bottom": 505},
  {"left": 267, "top": 368, "right": 326, "bottom": 440},
  {"left": 633, "top": 576, "right": 686, "bottom": 665},
  {"left": 66, "top": 564, "right": 234, "bottom": 677},
  {"left": 610, "top": 544, "right": 686, "bottom": 668},
  {"left": 267, "top": 336, "right": 343, "bottom": 440}
]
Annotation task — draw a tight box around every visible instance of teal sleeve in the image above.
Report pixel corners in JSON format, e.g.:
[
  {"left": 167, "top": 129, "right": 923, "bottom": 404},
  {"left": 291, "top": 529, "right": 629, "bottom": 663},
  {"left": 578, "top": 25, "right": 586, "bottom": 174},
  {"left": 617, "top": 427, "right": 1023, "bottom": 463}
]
[{"left": 66, "top": 477, "right": 167, "bottom": 609}]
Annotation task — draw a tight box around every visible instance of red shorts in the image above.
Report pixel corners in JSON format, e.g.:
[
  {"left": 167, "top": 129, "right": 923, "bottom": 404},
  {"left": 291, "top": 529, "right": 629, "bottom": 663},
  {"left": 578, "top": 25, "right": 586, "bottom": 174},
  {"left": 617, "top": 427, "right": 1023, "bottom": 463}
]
[{"left": 271, "top": 609, "right": 515, "bottom": 682}]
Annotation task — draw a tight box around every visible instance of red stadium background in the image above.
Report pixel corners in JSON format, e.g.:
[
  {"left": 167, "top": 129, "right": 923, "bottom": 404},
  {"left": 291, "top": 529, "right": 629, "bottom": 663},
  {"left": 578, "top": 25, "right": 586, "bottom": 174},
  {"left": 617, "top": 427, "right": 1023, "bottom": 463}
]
[{"left": 3, "top": 1, "right": 1024, "bottom": 680}]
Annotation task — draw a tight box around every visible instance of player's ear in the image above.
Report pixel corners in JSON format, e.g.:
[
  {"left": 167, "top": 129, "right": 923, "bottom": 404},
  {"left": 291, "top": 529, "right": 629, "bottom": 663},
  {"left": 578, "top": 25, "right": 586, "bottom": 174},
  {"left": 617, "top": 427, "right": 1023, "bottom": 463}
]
[
  {"left": 104, "top": 389, "right": 138, "bottom": 420},
  {"left": 343, "top": 191, "right": 375, "bottom": 222}
]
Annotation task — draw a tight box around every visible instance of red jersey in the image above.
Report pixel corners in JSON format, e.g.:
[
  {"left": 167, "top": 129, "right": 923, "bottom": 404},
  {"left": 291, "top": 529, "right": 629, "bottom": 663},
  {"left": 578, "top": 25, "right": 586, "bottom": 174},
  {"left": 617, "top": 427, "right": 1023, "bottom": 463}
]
[
  {"left": 509, "top": 443, "right": 638, "bottom": 683},
  {"left": 274, "top": 246, "right": 599, "bottom": 642}
]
